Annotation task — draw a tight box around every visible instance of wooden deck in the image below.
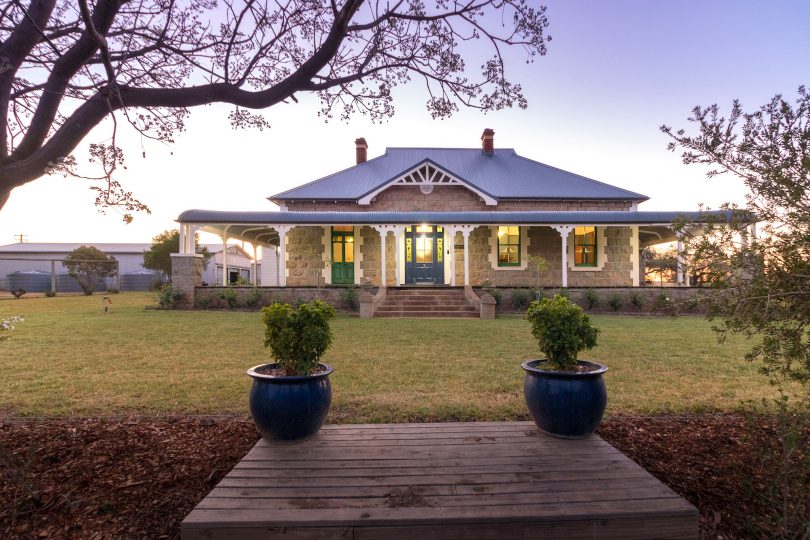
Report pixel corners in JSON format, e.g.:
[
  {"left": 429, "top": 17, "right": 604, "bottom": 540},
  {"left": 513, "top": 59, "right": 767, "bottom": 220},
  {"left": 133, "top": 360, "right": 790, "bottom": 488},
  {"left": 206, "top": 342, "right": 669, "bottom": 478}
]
[{"left": 182, "top": 422, "right": 698, "bottom": 540}]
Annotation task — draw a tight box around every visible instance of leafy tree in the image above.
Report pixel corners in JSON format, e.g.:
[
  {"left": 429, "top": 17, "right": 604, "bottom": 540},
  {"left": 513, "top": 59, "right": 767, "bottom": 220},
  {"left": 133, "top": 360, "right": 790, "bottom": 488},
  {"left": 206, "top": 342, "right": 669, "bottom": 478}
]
[
  {"left": 142, "top": 229, "right": 211, "bottom": 278},
  {"left": 662, "top": 88, "right": 809, "bottom": 536},
  {"left": 661, "top": 87, "right": 809, "bottom": 394},
  {"left": 0, "top": 1, "right": 551, "bottom": 218},
  {"left": 63, "top": 245, "right": 117, "bottom": 295}
]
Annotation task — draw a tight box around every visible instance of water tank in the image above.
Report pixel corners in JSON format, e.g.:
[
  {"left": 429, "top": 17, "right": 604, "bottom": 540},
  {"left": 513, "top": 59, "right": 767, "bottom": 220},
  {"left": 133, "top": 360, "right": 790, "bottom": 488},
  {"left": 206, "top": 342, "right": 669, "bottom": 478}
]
[
  {"left": 56, "top": 273, "right": 107, "bottom": 293},
  {"left": 121, "top": 270, "right": 162, "bottom": 291},
  {"left": 6, "top": 271, "right": 51, "bottom": 292}
]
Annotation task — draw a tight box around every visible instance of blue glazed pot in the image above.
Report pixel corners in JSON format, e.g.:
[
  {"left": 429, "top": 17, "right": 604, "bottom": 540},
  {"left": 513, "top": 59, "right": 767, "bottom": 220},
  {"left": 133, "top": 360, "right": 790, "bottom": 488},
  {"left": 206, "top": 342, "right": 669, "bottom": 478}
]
[
  {"left": 521, "top": 359, "right": 608, "bottom": 439},
  {"left": 247, "top": 363, "right": 333, "bottom": 443}
]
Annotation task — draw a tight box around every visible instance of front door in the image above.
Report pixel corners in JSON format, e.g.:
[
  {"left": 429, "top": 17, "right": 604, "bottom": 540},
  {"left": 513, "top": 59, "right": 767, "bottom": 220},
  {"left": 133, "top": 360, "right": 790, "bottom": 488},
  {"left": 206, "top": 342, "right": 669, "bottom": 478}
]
[
  {"left": 404, "top": 225, "right": 445, "bottom": 285},
  {"left": 331, "top": 226, "right": 355, "bottom": 284}
]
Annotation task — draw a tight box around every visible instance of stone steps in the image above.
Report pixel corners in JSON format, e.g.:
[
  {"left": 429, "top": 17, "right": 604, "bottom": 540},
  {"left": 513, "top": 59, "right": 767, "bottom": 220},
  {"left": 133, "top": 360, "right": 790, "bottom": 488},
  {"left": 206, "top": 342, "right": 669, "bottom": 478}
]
[{"left": 376, "top": 288, "right": 477, "bottom": 318}]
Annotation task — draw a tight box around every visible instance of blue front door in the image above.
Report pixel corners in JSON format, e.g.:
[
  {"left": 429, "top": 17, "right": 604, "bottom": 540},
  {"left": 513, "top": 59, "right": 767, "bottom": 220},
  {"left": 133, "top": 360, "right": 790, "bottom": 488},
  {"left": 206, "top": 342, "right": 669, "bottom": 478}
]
[{"left": 404, "top": 225, "right": 445, "bottom": 285}]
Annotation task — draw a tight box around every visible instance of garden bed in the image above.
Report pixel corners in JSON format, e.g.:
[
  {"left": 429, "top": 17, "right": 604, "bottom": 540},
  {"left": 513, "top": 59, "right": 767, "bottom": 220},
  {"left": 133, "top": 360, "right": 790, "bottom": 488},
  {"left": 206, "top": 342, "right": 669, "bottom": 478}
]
[{"left": 1, "top": 414, "right": 806, "bottom": 539}]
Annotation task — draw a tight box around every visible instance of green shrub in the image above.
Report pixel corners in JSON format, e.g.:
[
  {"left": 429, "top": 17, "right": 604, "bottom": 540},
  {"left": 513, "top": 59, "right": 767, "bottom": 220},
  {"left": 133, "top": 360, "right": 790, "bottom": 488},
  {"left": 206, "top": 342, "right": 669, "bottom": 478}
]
[
  {"left": 44, "top": 290, "right": 56, "bottom": 298},
  {"left": 261, "top": 300, "right": 337, "bottom": 376},
  {"left": 653, "top": 292, "right": 671, "bottom": 311},
  {"left": 608, "top": 293, "right": 624, "bottom": 312},
  {"left": 340, "top": 286, "right": 359, "bottom": 311},
  {"left": 511, "top": 289, "right": 533, "bottom": 311},
  {"left": 156, "top": 284, "right": 182, "bottom": 308},
  {"left": 196, "top": 295, "right": 211, "bottom": 309},
  {"left": 630, "top": 292, "right": 646, "bottom": 310},
  {"left": 220, "top": 287, "right": 238, "bottom": 308},
  {"left": 245, "top": 287, "right": 263, "bottom": 308},
  {"left": 484, "top": 288, "right": 502, "bottom": 308},
  {"left": 685, "top": 296, "right": 699, "bottom": 312},
  {"left": 584, "top": 288, "right": 600, "bottom": 309},
  {"left": 525, "top": 294, "right": 599, "bottom": 371}
]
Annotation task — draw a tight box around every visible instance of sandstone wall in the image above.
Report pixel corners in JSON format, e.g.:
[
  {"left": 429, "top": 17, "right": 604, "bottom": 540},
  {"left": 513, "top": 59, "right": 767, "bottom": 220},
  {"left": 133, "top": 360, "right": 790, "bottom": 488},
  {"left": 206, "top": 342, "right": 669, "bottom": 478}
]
[
  {"left": 283, "top": 185, "right": 633, "bottom": 212},
  {"left": 285, "top": 226, "right": 325, "bottom": 286}
]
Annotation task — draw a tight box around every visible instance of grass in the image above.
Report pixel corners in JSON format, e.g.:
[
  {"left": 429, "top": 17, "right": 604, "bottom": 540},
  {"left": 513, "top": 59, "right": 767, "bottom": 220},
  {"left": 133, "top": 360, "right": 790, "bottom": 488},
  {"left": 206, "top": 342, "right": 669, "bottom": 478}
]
[{"left": 0, "top": 292, "right": 778, "bottom": 420}]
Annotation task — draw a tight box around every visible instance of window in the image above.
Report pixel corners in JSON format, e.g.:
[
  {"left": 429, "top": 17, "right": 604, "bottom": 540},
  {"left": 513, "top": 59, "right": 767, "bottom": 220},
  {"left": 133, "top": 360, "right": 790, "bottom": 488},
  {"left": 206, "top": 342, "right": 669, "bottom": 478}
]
[
  {"left": 497, "top": 226, "right": 520, "bottom": 266},
  {"left": 574, "top": 226, "right": 597, "bottom": 266}
]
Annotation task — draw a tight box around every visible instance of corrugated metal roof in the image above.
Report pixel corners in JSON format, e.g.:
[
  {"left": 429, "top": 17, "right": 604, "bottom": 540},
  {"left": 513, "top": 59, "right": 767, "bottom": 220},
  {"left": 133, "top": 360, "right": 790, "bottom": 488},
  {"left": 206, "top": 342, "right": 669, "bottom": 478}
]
[
  {"left": 270, "top": 148, "right": 649, "bottom": 202},
  {"left": 178, "top": 209, "right": 736, "bottom": 225}
]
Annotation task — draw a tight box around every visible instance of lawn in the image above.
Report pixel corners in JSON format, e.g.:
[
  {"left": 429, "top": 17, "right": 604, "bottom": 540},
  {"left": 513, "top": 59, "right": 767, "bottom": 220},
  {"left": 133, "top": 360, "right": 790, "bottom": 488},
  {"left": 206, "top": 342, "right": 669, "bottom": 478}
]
[{"left": 0, "top": 292, "right": 775, "bottom": 419}]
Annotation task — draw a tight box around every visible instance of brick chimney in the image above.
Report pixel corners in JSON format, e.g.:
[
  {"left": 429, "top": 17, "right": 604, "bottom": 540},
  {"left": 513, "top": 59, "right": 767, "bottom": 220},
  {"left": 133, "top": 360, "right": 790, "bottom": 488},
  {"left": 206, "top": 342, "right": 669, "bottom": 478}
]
[
  {"left": 355, "top": 137, "right": 368, "bottom": 164},
  {"left": 481, "top": 128, "right": 495, "bottom": 155}
]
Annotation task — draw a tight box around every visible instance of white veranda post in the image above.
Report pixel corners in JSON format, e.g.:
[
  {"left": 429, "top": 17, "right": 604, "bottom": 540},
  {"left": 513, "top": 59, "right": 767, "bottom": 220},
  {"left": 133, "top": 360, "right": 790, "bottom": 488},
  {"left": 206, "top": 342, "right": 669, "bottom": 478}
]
[
  {"left": 447, "top": 227, "right": 456, "bottom": 286},
  {"left": 552, "top": 225, "right": 573, "bottom": 288},
  {"left": 275, "top": 226, "right": 290, "bottom": 287},
  {"left": 394, "top": 226, "right": 405, "bottom": 285},
  {"left": 371, "top": 226, "right": 390, "bottom": 287},
  {"left": 221, "top": 228, "right": 230, "bottom": 286},
  {"left": 676, "top": 236, "right": 684, "bottom": 287},
  {"left": 458, "top": 226, "right": 474, "bottom": 286}
]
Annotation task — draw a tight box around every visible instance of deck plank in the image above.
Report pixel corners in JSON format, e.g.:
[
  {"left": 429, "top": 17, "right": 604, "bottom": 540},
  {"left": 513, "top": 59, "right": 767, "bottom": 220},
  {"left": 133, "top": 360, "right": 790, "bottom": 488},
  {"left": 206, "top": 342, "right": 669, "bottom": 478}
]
[{"left": 182, "top": 422, "right": 698, "bottom": 539}]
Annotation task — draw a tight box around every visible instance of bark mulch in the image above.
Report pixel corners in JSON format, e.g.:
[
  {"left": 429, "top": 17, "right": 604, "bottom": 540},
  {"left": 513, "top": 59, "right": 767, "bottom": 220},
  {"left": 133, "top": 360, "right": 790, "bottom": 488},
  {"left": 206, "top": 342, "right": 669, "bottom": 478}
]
[{"left": 1, "top": 414, "right": 807, "bottom": 539}]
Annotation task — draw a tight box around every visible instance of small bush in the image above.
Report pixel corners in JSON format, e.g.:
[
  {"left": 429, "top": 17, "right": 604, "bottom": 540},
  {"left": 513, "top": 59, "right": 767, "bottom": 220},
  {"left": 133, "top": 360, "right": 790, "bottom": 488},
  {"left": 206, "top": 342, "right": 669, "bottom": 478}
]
[
  {"left": 511, "top": 289, "right": 533, "bottom": 311},
  {"left": 484, "top": 288, "right": 502, "bottom": 309},
  {"left": 653, "top": 293, "right": 671, "bottom": 311},
  {"left": 156, "top": 284, "right": 182, "bottom": 308},
  {"left": 525, "top": 295, "right": 599, "bottom": 371},
  {"left": 245, "top": 287, "right": 263, "bottom": 308},
  {"left": 220, "top": 287, "right": 239, "bottom": 308},
  {"left": 44, "top": 290, "right": 56, "bottom": 298},
  {"left": 584, "top": 288, "right": 600, "bottom": 309},
  {"left": 262, "top": 300, "right": 336, "bottom": 376},
  {"left": 150, "top": 278, "right": 165, "bottom": 291},
  {"left": 630, "top": 292, "right": 646, "bottom": 310},
  {"left": 340, "top": 286, "right": 359, "bottom": 311},
  {"left": 196, "top": 296, "right": 211, "bottom": 309},
  {"left": 608, "top": 293, "right": 624, "bottom": 312},
  {"left": 108, "top": 287, "right": 120, "bottom": 294},
  {"left": 685, "top": 296, "right": 699, "bottom": 312}
]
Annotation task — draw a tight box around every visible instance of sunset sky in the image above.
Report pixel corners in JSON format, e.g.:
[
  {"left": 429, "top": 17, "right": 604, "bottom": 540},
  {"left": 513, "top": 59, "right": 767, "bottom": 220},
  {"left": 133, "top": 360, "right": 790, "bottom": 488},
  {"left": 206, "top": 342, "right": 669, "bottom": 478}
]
[{"left": 1, "top": 0, "right": 808, "bottom": 247}]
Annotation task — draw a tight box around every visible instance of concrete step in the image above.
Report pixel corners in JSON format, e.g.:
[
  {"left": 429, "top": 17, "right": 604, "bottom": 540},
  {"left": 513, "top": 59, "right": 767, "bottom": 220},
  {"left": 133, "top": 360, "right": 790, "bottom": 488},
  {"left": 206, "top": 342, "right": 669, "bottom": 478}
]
[
  {"left": 386, "top": 292, "right": 466, "bottom": 298},
  {"left": 375, "top": 310, "right": 480, "bottom": 318},
  {"left": 376, "top": 305, "right": 478, "bottom": 312},
  {"left": 382, "top": 299, "right": 471, "bottom": 305}
]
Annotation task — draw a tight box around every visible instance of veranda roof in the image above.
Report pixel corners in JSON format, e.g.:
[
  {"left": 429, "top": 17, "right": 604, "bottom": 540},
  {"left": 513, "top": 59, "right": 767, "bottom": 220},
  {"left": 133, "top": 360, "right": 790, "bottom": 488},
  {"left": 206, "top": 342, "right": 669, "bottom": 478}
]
[{"left": 177, "top": 209, "right": 739, "bottom": 248}]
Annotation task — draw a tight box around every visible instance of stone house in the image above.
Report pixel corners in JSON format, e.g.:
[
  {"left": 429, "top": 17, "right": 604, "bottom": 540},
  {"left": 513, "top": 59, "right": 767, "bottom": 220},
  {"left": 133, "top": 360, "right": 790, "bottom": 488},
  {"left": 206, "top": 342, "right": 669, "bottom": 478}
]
[{"left": 175, "top": 129, "right": 727, "bottom": 301}]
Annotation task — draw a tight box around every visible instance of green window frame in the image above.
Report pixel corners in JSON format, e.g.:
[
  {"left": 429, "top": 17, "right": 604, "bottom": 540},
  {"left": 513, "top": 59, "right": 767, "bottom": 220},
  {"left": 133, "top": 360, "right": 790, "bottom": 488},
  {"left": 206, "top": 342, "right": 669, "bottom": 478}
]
[
  {"left": 497, "top": 226, "right": 521, "bottom": 266},
  {"left": 574, "top": 226, "right": 597, "bottom": 267}
]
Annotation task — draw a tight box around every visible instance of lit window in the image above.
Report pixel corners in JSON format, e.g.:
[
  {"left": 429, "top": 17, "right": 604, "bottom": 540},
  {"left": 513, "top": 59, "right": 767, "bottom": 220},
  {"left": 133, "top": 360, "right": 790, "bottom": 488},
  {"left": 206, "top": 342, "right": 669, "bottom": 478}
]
[
  {"left": 497, "top": 226, "right": 520, "bottom": 266},
  {"left": 574, "top": 226, "right": 597, "bottom": 266}
]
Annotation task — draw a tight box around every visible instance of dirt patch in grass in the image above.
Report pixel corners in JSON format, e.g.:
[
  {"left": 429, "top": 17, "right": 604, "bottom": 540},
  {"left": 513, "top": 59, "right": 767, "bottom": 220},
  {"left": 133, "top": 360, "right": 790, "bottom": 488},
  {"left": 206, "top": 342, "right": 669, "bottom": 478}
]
[{"left": 2, "top": 415, "right": 807, "bottom": 539}]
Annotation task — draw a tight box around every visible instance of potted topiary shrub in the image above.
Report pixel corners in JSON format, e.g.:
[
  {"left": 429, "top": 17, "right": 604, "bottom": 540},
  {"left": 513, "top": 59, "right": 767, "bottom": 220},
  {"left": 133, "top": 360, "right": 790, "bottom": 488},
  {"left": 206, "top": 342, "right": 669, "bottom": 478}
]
[
  {"left": 522, "top": 294, "right": 606, "bottom": 439},
  {"left": 247, "top": 299, "right": 336, "bottom": 442}
]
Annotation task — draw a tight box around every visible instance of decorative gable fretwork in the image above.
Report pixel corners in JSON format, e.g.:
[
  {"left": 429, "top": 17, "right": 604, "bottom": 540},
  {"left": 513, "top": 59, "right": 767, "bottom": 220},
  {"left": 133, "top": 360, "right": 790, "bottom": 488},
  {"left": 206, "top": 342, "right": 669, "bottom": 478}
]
[
  {"left": 358, "top": 162, "right": 497, "bottom": 205},
  {"left": 396, "top": 163, "right": 457, "bottom": 194}
]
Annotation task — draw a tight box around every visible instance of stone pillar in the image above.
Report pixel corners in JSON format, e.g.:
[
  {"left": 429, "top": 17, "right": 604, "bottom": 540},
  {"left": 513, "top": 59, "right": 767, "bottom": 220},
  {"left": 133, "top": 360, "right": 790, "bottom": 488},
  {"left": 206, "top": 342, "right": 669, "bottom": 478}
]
[
  {"left": 359, "top": 291, "right": 374, "bottom": 318},
  {"left": 479, "top": 292, "right": 496, "bottom": 319},
  {"left": 676, "top": 236, "right": 684, "bottom": 287},
  {"left": 170, "top": 253, "right": 203, "bottom": 307},
  {"left": 552, "top": 225, "right": 573, "bottom": 288}
]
